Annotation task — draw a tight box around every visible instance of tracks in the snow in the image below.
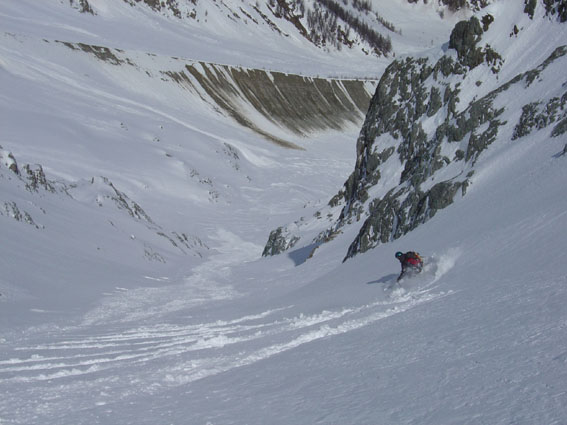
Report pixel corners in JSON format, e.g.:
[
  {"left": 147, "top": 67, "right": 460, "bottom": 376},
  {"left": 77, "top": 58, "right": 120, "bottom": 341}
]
[
  {"left": 0, "top": 289, "right": 449, "bottom": 423},
  {"left": 0, "top": 291, "right": 445, "bottom": 385}
]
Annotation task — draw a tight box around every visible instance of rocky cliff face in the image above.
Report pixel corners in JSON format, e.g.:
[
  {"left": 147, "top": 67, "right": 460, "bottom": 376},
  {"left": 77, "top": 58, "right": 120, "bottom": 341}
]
[
  {"left": 175, "top": 62, "right": 374, "bottom": 148},
  {"left": 262, "top": 1, "right": 567, "bottom": 260}
]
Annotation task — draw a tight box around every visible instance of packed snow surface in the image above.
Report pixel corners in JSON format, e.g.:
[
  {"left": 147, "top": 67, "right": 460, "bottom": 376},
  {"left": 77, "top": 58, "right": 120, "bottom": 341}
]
[{"left": 1, "top": 1, "right": 567, "bottom": 424}]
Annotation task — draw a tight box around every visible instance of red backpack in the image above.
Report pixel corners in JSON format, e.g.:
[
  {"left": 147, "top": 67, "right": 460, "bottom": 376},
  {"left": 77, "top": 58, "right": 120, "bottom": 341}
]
[{"left": 406, "top": 252, "right": 423, "bottom": 267}]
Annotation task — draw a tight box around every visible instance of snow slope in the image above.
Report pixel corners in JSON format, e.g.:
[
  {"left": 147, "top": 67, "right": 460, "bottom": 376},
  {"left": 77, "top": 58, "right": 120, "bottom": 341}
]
[
  {"left": 1, "top": 1, "right": 567, "bottom": 424},
  {"left": 0, "top": 0, "right": 463, "bottom": 77}
]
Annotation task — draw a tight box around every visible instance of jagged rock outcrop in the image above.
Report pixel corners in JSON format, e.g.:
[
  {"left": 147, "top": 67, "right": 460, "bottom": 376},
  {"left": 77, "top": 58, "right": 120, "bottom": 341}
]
[
  {"left": 448, "top": 15, "right": 502, "bottom": 71},
  {"left": 0, "top": 147, "right": 54, "bottom": 229},
  {"left": 96, "top": 177, "right": 154, "bottom": 223},
  {"left": 1, "top": 146, "right": 60, "bottom": 193},
  {"left": 340, "top": 44, "right": 566, "bottom": 260},
  {"left": 0, "top": 147, "right": 19, "bottom": 175},
  {"left": 69, "top": 0, "right": 94, "bottom": 14},
  {"left": 542, "top": 0, "right": 567, "bottom": 22},
  {"left": 513, "top": 89, "right": 567, "bottom": 140},
  {"left": 262, "top": 226, "right": 301, "bottom": 257},
  {"left": 1, "top": 201, "right": 40, "bottom": 228},
  {"left": 22, "top": 165, "right": 56, "bottom": 193}
]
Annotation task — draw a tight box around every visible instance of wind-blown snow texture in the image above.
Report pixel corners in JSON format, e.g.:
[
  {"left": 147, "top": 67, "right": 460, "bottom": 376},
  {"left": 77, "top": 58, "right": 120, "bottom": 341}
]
[{"left": 1, "top": 1, "right": 567, "bottom": 424}]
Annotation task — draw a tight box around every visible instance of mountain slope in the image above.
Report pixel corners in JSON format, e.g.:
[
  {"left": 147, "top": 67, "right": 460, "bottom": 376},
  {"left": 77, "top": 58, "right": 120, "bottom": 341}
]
[
  {"left": 1, "top": 0, "right": 464, "bottom": 76},
  {"left": 0, "top": 0, "right": 466, "bottom": 321},
  {"left": 263, "top": 1, "right": 567, "bottom": 260},
  {"left": 1, "top": 1, "right": 567, "bottom": 424},
  {"left": 0, "top": 28, "right": 372, "bottom": 325}
]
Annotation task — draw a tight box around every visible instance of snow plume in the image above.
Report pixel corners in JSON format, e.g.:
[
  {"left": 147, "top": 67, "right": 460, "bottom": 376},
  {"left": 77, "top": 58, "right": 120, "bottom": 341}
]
[{"left": 430, "top": 247, "right": 462, "bottom": 282}]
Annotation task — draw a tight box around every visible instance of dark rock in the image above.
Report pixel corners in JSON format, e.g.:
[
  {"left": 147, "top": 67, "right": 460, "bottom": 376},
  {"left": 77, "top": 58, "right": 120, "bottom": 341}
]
[
  {"left": 449, "top": 17, "right": 484, "bottom": 68},
  {"left": 262, "top": 227, "right": 300, "bottom": 257},
  {"left": 23, "top": 165, "right": 55, "bottom": 193}
]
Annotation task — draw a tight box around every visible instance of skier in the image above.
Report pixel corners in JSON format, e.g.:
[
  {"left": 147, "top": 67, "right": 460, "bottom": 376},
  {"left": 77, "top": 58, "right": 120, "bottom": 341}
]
[{"left": 395, "top": 251, "right": 423, "bottom": 282}]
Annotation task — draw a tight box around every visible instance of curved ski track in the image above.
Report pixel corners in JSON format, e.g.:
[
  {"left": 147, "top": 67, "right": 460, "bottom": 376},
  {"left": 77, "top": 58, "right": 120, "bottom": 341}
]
[{"left": 0, "top": 287, "right": 449, "bottom": 423}]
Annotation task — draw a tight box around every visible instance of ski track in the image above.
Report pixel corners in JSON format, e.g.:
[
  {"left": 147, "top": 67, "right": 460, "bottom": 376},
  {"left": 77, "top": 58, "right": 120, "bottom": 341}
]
[{"left": 0, "top": 286, "right": 450, "bottom": 423}]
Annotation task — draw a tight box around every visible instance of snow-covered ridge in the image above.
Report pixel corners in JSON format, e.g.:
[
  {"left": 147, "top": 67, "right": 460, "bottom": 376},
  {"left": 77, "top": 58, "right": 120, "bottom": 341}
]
[
  {"left": 73, "top": 0, "right": 397, "bottom": 56},
  {"left": 0, "top": 145, "right": 209, "bottom": 261},
  {"left": 2, "top": 0, "right": 464, "bottom": 77}
]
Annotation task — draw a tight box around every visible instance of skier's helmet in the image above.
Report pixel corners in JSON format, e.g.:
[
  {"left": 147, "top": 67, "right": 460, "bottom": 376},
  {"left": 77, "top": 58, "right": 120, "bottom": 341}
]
[{"left": 395, "top": 251, "right": 403, "bottom": 258}]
